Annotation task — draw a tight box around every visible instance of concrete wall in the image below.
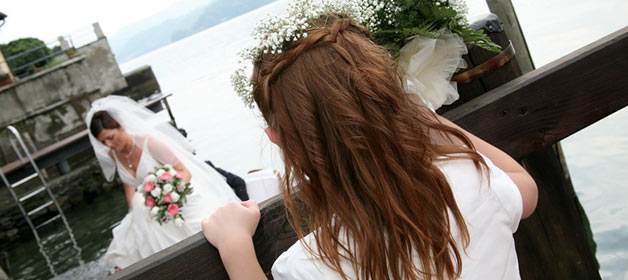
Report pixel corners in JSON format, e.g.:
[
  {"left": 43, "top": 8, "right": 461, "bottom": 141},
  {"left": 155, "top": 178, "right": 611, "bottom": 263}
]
[
  {"left": 0, "top": 37, "right": 127, "bottom": 166},
  {"left": 0, "top": 66, "right": 162, "bottom": 242}
]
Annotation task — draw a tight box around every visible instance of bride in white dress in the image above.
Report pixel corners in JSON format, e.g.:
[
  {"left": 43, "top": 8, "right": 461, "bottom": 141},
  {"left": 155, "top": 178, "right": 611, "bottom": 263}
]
[{"left": 86, "top": 95, "right": 240, "bottom": 269}]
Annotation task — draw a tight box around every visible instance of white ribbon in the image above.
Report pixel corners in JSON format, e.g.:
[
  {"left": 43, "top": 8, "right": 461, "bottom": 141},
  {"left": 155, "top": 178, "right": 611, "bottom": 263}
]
[{"left": 397, "top": 31, "right": 468, "bottom": 110}]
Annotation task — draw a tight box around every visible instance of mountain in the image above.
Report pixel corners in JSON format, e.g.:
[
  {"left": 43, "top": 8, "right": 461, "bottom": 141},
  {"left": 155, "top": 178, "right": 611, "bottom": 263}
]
[{"left": 109, "top": 0, "right": 276, "bottom": 63}]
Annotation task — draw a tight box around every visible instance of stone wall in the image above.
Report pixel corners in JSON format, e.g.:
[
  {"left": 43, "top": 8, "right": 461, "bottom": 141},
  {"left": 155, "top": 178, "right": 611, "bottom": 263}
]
[
  {"left": 0, "top": 37, "right": 127, "bottom": 166},
  {"left": 0, "top": 65, "right": 162, "bottom": 242}
]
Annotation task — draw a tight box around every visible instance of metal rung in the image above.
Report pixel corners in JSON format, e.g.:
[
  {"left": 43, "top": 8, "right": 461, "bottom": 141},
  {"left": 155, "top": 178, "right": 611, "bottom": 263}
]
[
  {"left": 19, "top": 187, "right": 47, "bottom": 202},
  {"left": 11, "top": 173, "right": 38, "bottom": 188},
  {"left": 28, "top": 201, "right": 54, "bottom": 216},
  {"left": 35, "top": 215, "right": 61, "bottom": 229}
]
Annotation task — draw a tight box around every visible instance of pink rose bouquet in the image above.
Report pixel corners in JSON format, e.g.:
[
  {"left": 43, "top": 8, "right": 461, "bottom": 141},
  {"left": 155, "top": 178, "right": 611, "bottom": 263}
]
[{"left": 138, "top": 165, "right": 193, "bottom": 226}]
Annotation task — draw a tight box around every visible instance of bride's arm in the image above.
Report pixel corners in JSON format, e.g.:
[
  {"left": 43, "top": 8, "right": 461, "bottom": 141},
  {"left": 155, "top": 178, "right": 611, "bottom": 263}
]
[
  {"left": 172, "top": 161, "right": 192, "bottom": 183},
  {"left": 123, "top": 182, "right": 135, "bottom": 210},
  {"left": 147, "top": 136, "right": 192, "bottom": 183},
  {"left": 109, "top": 149, "right": 135, "bottom": 210}
]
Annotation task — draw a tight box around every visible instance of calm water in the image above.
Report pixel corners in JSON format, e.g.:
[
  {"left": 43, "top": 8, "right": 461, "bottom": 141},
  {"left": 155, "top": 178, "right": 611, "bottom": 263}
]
[
  {"left": 3, "top": 190, "right": 126, "bottom": 279},
  {"left": 4, "top": 0, "right": 627, "bottom": 278}
]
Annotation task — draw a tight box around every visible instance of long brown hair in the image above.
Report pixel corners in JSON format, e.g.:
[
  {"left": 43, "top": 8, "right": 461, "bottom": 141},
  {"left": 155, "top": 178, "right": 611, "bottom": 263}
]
[{"left": 253, "top": 16, "right": 486, "bottom": 280}]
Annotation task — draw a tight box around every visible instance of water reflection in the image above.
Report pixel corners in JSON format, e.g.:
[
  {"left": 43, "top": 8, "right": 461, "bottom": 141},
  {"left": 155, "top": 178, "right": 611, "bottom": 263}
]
[
  {"left": 3, "top": 189, "right": 126, "bottom": 279},
  {"left": 562, "top": 107, "right": 628, "bottom": 279}
]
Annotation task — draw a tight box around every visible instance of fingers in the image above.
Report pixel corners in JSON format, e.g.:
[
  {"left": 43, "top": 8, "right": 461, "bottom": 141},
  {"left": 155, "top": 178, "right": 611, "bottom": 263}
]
[{"left": 240, "top": 199, "right": 258, "bottom": 209}]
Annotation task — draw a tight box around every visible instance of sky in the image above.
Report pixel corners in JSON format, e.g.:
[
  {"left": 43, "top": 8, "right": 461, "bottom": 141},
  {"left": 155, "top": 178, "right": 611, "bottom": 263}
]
[
  {"left": 2, "top": 0, "right": 626, "bottom": 67},
  {"left": 0, "top": 0, "right": 194, "bottom": 44},
  {"left": 0, "top": 0, "right": 497, "bottom": 45}
]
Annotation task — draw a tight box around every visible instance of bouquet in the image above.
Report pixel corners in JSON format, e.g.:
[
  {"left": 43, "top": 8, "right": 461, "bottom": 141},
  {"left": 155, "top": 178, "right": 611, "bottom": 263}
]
[{"left": 138, "top": 164, "right": 194, "bottom": 226}]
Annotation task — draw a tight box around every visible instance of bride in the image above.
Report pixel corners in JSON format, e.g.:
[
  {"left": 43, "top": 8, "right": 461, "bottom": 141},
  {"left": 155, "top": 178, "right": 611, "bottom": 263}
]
[{"left": 86, "top": 95, "right": 240, "bottom": 269}]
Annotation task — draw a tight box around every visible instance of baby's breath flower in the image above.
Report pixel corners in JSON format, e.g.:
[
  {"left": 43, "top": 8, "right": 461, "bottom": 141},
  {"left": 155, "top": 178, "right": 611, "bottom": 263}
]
[{"left": 231, "top": 0, "right": 475, "bottom": 108}]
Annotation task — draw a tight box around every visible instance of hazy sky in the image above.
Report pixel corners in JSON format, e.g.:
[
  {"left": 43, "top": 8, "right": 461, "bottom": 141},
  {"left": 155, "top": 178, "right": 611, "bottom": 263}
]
[
  {"left": 0, "top": 0, "right": 190, "bottom": 44},
  {"left": 0, "top": 0, "right": 495, "bottom": 44},
  {"left": 1, "top": 0, "right": 626, "bottom": 67}
]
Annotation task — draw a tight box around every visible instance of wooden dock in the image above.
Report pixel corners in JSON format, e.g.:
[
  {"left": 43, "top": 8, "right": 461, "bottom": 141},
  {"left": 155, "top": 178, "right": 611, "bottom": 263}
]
[{"left": 110, "top": 25, "right": 628, "bottom": 280}]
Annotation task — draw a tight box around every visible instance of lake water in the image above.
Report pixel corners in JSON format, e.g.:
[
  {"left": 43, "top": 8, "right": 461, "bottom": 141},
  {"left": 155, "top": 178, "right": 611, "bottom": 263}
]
[{"left": 4, "top": 0, "right": 627, "bottom": 279}]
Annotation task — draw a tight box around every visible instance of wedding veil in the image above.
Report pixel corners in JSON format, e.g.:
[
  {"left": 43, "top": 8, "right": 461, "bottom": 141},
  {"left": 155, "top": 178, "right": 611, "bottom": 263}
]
[{"left": 85, "top": 95, "right": 195, "bottom": 182}]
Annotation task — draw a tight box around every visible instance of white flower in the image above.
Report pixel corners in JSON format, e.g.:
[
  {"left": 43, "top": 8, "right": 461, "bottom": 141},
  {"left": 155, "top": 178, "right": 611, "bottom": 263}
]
[
  {"left": 170, "top": 192, "right": 180, "bottom": 202},
  {"left": 144, "top": 174, "right": 156, "bottom": 183},
  {"left": 169, "top": 168, "right": 177, "bottom": 176},
  {"left": 165, "top": 164, "right": 173, "bottom": 171},
  {"left": 150, "top": 207, "right": 159, "bottom": 217},
  {"left": 231, "top": 0, "right": 402, "bottom": 108},
  {"left": 174, "top": 217, "right": 184, "bottom": 227},
  {"left": 156, "top": 169, "right": 165, "bottom": 177},
  {"left": 163, "top": 184, "right": 174, "bottom": 193},
  {"left": 151, "top": 187, "right": 162, "bottom": 197}
]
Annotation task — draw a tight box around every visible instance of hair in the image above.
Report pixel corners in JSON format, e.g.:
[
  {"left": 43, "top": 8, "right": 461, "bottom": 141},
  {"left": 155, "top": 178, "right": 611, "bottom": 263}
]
[
  {"left": 253, "top": 16, "right": 487, "bottom": 280},
  {"left": 89, "top": 111, "right": 120, "bottom": 138}
]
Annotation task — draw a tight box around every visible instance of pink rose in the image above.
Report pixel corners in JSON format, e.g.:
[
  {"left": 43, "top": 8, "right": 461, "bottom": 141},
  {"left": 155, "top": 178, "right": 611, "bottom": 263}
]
[
  {"left": 164, "top": 193, "right": 172, "bottom": 203},
  {"left": 175, "top": 171, "right": 184, "bottom": 179},
  {"left": 144, "top": 182, "right": 155, "bottom": 192},
  {"left": 167, "top": 204, "right": 179, "bottom": 216},
  {"left": 146, "top": 196, "right": 155, "bottom": 207},
  {"left": 160, "top": 172, "right": 172, "bottom": 181}
]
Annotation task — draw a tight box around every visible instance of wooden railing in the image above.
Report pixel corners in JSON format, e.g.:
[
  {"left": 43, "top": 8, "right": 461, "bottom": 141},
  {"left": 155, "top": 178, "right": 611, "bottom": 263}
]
[{"left": 110, "top": 26, "right": 628, "bottom": 280}]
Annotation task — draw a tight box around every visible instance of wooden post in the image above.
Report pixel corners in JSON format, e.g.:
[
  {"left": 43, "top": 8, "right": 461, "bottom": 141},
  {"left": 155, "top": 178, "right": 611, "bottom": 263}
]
[{"left": 485, "top": 0, "right": 535, "bottom": 74}]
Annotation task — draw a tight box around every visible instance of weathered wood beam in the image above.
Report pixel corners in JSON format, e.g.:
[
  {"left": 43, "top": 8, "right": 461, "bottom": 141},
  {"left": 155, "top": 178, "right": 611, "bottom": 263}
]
[
  {"left": 443, "top": 26, "right": 628, "bottom": 161},
  {"left": 108, "top": 194, "right": 297, "bottom": 280},
  {"left": 111, "top": 26, "right": 628, "bottom": 279}
]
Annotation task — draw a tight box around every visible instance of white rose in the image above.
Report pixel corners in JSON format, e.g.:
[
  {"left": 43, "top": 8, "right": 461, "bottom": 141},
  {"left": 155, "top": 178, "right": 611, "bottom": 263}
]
[
  {"left": 170, "top": 192, "right": 180, "bottom": 202},
  {"left": 150, "top": 207, "right": 159, "bottom": 217},
  {"left": 163, "top": 184, "right": 173, "bottom": 193},
  {"left": 165, "top": 164, "right": 173, "bottom": 171},
  {"left": 156, "top": 169, "right": 165, "bottom": 176},
  {"left": 174, "top": 217, "right": 183, "bottom": 227},
  {"left": 151, "top": 187, "right": 162, "bottom": 197},
  {"left": 169, "top": 169, "right": 177, "bottom": 176},
  {"left": 144, "top": 174, "right": 156, "bottom": 183}
]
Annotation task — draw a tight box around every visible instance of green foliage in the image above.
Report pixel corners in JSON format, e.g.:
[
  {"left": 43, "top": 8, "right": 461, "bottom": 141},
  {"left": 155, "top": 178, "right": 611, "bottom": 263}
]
[
  {"left": 0, "top": 37, "right": 54, "bottom": 77},
  {"left": 372, "top": 0, "right": 501, "bottom": 56}
]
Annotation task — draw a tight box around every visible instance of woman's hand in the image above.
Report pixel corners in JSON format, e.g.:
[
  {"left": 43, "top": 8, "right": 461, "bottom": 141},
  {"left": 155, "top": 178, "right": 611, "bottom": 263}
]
[
  {"left": 202, "top": 200, "right": 266, "bottom": 280},
  {"left": 202, "top": 200, "right": 261, "bottom": 249}
]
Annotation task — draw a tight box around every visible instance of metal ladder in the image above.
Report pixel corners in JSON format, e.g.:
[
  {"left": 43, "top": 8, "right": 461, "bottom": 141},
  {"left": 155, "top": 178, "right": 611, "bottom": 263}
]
[{"left": 0, "top": 125, "right": 83, "bottom": 276}]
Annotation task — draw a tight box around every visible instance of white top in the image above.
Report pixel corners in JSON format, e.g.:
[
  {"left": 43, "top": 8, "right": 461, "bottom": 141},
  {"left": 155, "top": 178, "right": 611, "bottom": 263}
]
[{"left": 271, "top": 154, "right": 523, "bottom": 279}]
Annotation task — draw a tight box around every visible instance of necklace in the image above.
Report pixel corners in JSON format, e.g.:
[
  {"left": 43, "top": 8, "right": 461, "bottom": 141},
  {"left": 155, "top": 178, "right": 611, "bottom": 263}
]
[{"left": 123, "top": 136, "right": 136, "bottom": 169}]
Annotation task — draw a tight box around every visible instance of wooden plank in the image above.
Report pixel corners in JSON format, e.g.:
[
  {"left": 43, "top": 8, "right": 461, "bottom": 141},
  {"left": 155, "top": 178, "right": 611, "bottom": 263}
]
[
  {"left": 443, "top": 26, "right": 628, "bottom": 160},
  {"left": 485, "top": 0, "right": 535, "bottom": 73},
  {"left": 113, "top": 27, "right": 627, "bottom": 279},
  {"left": 515, "top": 146, "right": 600, "bottom": 279},
  {"left": 108, "top": 194, "right": 298, "bottom": 280}
]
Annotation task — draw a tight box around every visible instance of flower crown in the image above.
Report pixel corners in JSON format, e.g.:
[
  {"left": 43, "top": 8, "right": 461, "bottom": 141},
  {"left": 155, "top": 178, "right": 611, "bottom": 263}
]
[{"left": 231, "top": 0, "right": 500, "bottom": 108}]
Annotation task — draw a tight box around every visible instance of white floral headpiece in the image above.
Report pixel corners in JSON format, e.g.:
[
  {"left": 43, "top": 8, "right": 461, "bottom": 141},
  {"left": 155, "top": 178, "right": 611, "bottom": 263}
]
[
  {"left": 231, "top": 0, "right": 477, "bottom": 108},
  {"left": 231, "top": 0, "right": 400, "bottom": 108}
]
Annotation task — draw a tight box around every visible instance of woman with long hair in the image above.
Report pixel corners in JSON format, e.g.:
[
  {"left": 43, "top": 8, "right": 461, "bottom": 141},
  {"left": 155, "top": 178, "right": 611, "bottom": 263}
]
[{"left": 202, "top": 13, "right": 537, "bottom": 280}]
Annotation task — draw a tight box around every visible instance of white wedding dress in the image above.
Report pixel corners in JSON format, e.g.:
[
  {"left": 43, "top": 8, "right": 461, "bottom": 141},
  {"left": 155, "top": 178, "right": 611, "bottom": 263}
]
[{"left": 103, "top": 136, "right": 239, "bottom": 269}]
